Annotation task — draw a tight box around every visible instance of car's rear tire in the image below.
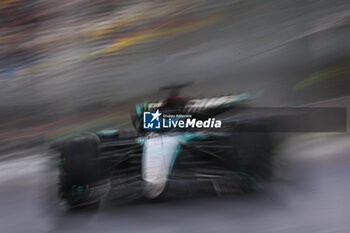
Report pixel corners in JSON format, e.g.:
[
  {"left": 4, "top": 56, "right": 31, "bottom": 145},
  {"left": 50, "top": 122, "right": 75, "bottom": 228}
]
[{"left": 232, "top": 122, "right": 274, "bottom": 183}]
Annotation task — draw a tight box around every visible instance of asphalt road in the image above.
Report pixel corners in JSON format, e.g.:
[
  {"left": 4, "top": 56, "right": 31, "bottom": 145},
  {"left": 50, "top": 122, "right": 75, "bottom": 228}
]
[{"left": 0, "top": 133, "right": 350, "bottom": 233}]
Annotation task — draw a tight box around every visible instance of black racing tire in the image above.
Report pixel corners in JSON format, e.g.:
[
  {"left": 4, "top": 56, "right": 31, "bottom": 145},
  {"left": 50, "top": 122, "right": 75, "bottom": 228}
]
[
  {"left": 57, "top": 133, "right": 109, "bottom": 208},
  {"left": 232, "top": 122, "right": 274, "bottom": 182}
]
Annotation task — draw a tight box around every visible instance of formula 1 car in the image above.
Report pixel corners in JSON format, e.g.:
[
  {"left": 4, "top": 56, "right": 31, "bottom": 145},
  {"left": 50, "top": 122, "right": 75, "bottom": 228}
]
[{"left": 53, "top": 85, "right": 274, "bottom": 208}]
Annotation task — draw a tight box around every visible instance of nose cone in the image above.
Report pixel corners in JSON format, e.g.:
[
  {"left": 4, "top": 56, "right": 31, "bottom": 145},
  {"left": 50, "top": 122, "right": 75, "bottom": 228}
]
[
  {"left": 142, "top": 135, "right": 181, "bottom": 199},
  {"left": 143, "top": 180, "right": 166, "bottom": 199}
]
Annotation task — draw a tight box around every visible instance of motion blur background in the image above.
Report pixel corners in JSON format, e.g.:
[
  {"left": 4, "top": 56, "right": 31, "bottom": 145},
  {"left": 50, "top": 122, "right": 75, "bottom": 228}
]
[{"left": 0, "top": 0, "right": 350, "bottom": 232}]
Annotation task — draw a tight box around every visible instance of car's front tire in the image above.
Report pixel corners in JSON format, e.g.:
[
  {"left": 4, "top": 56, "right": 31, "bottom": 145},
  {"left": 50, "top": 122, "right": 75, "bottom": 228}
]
[{"left": 56, "top": 133, "right": 109, "bottom": 208}]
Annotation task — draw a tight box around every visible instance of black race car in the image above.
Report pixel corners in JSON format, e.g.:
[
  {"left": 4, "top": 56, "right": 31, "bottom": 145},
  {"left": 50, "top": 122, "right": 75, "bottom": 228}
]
[{"left": 53, "top": 86, "right": 274, "bottom": 208}]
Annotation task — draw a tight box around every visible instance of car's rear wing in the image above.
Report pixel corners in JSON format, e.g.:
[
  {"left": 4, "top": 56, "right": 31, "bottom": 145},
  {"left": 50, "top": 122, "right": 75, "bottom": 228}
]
[{"left": 145, "top": 93, "right": 251, "bottom": 111}]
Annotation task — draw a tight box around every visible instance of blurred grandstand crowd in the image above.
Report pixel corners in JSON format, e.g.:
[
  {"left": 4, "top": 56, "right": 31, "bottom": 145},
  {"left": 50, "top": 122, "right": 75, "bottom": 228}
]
[{"left": 0, "top": 0, "right": 229, "bottom": 80}]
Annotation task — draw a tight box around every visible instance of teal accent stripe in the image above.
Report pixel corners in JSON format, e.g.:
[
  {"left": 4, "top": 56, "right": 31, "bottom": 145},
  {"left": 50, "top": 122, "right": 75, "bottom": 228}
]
[
  {"left": 136, "top": 137, "right": 145, "bottom": 145},
  {"left": 98, "top": 129, "right": 118, "bottom": 136},
  {"left": 181, "top": 132, "right": 208, "bottom": 141},
  {"left": 136, "top": 104, "right": 142, "bottom": 116},
  {"left": 169, "top": 144, "right": 181, "bottom": 172}
]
